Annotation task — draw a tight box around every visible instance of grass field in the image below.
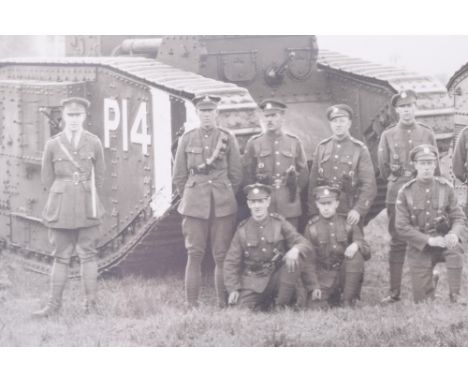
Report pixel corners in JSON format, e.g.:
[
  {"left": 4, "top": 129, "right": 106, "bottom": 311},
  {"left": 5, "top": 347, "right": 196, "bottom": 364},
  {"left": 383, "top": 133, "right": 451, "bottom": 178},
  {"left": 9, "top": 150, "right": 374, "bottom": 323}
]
[{"left": 1, "top": 210, "right": 468, "bottom": 346}]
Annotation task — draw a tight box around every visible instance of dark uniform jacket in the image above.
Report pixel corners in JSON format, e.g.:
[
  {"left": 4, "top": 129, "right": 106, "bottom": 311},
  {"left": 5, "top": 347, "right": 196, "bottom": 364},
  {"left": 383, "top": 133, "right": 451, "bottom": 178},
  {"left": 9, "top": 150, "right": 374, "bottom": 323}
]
[
  {"left": 307, "top": 135, "right": 376, "bottom": 217},
  {"left": 378, "top": 121, "right": 437, "bottom": 204},
  {"left": 173, "top": 126, "right": 242, "bottom": 219},
  {"left": 41, "top": 130, "right": 105, "bottom": 229},
  {"left": 243, "top": 131, "right": 308, "bottom": 218},
  {"left": 452, "top": 126, "right": 468, "bottom": 184},
  {"left": 395, "top": 177, "right": 466, "bottom": 265},
  {"left": 304, "top": 214, "right": 370, "bottom": 288},
  {"left": 224, "top": 213, "right": 311, "bottom": 293}
]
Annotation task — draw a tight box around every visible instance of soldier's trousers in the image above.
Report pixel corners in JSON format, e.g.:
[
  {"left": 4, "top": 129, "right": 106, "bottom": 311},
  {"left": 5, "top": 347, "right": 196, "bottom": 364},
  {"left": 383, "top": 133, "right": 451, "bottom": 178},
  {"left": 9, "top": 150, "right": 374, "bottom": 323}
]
[
  {"left": 387, "top": 203, "right": 407, "bottom": 298},
  {"left": 182, "top": 213, "right": 236, "bottom": 307},
  {"left": 238, "top": 264, "right": 300, "bottom": 310},
  {"left": 48, "top": 226, "right": 99, "bottom": 307},
  {"left": 308, "top": 251, "right": 365, "bottom": 308},
  {"left": 407, "top": 247, "right": 463, "bottom": 303}
]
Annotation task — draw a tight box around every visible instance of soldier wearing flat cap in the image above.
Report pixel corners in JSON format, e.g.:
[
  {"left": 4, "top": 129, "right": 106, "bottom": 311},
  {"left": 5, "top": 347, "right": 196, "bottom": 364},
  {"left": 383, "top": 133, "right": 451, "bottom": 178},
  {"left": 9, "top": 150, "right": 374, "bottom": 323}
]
[
  {"left": 303, "top": 185, "right": 370, "bottom": 308},
  {"left": 173, "top": 94, "right": 242, "bottom": 308},
  {"left": 308, "top": 104, "right": 377, "bottom": 227},
  {"left": 395, "top": 144, "right": 466, "bottom": 303},
  {"left": 452, "top": 126, "right": 468, "bottom": 217},
  {"left": 242, "top": 99, "right": 309, "bottom": 229},
  {"left": 223, "top": 183, "right": 317, "bottom": 310},
  {"left": 378, "top": 90, "right": 439, "bottom": 303},
  {"left": 33, "top": 96, "right": 105, "bottom": 317}
]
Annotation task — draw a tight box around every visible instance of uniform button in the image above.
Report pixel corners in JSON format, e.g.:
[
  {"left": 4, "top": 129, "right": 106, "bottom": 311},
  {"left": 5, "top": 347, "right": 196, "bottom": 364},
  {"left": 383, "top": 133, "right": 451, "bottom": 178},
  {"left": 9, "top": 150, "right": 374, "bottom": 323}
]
[
  {"left": 426, "top": 212, "right": 430, "bottom": 215},
  {"left": 333, "top": 166, "right": 338, "bottom": 170},
  {"left": 261, "top": 237, "right": 265, "bottom": 241},
  {"left": 334, "top": 155, "right": 339, "bottom": 159},
  {"left": 331, "top": 233, "right": 335, "bottom": 237},
  {"left": 259, "top": 226, "right": 263, "bottom": 229},
  {"left": 408, "top": 140, "right": 412, "bottom": 144},
  {"left": 275, "top": 141, "right": 279, "bottom": 145},
  {"left": 333, "top": 245, "right": 337, "bottom": 249},
  {"left": 204, "top": 135, "right": 208, "bottom": 139},
  {"left": 276, "top": 173, "right": 280, "bottom": 177},
  {"left": 262, "top": 248, "right": 266, "bottom": 252},
  {"left": 333, "top": 176, "right": 337, "bottom": 180},
  {"left": 205, "top": 146, "right": 209, "bottom": 150},
  {"left": 208, "top": 180, "right": 212, "bottom": 184},
  {"left": 337, "top": 144, "right": 341, "bottom": 148},
  {"left": 275, "top": 151, "right": 279, "bottom": 155},
  {"left": 276, "top": 162, "right": 280, "bottom": 166},
  {"left": 426, "top": 200, "right": 430, "bottom": 204},
  {"left": 426, "top": 189, "right": 430, "bottom": 193},
  {"left": 329, "top": 222, "right": 334, "bottom": 226}
]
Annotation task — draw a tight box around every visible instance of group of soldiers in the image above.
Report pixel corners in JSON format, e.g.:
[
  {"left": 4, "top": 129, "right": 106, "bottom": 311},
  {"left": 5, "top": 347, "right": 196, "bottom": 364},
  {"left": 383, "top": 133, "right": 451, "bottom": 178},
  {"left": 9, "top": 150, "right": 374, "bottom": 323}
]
[
  {"left": 3, "top": 87, "right": 467, "bottom": 317},
  {"left": 174, "top": 89, "right": 468, "bottom": 310}
]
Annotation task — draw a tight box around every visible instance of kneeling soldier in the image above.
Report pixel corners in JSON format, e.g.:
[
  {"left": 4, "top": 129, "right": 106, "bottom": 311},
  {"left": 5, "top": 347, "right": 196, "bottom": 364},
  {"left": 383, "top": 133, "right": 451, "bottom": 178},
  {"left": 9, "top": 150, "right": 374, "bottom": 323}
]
[
  {"left": 304, "top": 186, "right": 371, "bottom": 308},
  {"left": 224, "top": 183, "right": 317, "bottom": 310},
  {"left": 395, "top": 144, "right": 466, "bottom": 303}
]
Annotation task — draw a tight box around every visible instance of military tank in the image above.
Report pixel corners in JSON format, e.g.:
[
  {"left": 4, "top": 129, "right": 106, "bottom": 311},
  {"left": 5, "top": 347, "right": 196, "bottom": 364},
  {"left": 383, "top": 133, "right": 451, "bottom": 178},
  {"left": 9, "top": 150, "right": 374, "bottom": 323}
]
[{"left": 0, "top": 35, "right": 454, "bottom": 277}]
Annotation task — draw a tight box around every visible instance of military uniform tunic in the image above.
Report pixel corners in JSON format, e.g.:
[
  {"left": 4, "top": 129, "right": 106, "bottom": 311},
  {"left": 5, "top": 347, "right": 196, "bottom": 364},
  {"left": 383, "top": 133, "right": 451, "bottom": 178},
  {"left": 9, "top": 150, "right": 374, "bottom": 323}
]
[
  {"left": 307, "top": 135, "right": 376, "bottom": 218},
  {"left": 41, "top": 130, "right": 105, "bottom": 229},
  {"left": 378, "top": 121, "right": 437, "bottom": 205},
  {"left": 224, "top": 213, "right": 311, "bottom": 309},
  {"left": 243, "top": 131, "right": 308, "bottom": 221},
  {"left": 174, "top": 127, "right": 242, "bottom": 218},
  {"left": 395, "top": 177, "right": 466, "bottom": 302},
  {"left": 377, "top": 121, "right": 437, "bottom": 298},
  {"left": 303, "top": 214, "right": 370, "bottom": 306},
  {"left": 452, "top": 126, "right": 468, "bottom": 216}
]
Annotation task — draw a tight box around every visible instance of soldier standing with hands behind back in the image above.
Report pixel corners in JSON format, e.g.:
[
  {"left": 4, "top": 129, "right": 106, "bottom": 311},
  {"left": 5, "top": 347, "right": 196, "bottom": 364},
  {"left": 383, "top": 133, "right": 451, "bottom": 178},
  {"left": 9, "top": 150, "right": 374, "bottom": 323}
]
[
  {"left": 378, "top": 90, "right": 438, "bottom": 303},
  {"left": 33, "top": 97, "right": 105, "bottom": 317},
  {"left": 173, "top": 95, "right": 242, "bottom": 308},
  {"left": 308, "top": 104, "right": 376, "bottom": 225}
]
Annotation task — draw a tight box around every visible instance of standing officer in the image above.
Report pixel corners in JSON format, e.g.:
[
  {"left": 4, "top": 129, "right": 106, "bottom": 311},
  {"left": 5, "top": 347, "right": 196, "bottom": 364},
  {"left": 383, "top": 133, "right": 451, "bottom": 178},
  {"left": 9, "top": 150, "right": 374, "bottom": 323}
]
[
  {"left": 242, "top": 99, "right": 309, "bottom": 229},
  {"left": 173, "top": 95, "right": 242, "bottom": 308},
  {"left": 308, "top": 104, "right": 376, "bottom": 225},
  {"left": 33, "top": 97, "right": 105, "bottom": 317},
  {"left": 452, "top": 126, "right": 468, "bottom": 217},
  {"left": 304, "top": 186, "right": 371, "bottom": 308},
  {"left": 378, "top": 90, "right": 438, "bottom": 303},
  {"left": 224, "top": 183, "right": 319, "bottom": 310},
  {"left": 395, "top": 144, "right": 465, "bottom": 303}
]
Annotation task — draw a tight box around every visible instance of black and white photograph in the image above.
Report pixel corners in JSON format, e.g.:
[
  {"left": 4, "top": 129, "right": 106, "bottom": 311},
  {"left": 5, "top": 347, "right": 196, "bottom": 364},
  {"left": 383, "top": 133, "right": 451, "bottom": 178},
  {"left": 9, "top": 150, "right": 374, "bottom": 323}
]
[{"left": 2, "top": 10, "right": 468, "bottom": 378}]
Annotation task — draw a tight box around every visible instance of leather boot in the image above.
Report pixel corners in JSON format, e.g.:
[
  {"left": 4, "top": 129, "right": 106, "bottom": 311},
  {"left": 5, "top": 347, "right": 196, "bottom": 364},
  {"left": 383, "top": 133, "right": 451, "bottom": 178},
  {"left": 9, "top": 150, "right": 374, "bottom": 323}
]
[
  {"left": 81, "top": 259, "right": 99, "bottom": 314},
  {"left": 343, "top": 272, "right": 363, "bottom": 307},
  {"left": 32, "top": 260, "right": 68, "bottom": 318}
]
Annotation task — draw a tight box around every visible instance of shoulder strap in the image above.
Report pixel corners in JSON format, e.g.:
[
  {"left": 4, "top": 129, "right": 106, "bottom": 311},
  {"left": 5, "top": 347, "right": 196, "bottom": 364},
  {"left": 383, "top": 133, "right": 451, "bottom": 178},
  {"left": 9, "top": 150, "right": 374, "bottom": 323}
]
[
  {"left": 57, "top": 139, "right": 83, "bottom": 172},
  {"left": 438, "top": 183, "right": 446, "bottom": 213}
]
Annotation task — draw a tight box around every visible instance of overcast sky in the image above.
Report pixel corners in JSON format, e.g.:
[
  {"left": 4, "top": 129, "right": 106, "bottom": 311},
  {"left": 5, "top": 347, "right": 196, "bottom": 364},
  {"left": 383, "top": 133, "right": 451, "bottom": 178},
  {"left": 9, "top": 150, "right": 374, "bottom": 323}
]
[{"left": 318, "top": 36, "right": 468, "bottom": 82}]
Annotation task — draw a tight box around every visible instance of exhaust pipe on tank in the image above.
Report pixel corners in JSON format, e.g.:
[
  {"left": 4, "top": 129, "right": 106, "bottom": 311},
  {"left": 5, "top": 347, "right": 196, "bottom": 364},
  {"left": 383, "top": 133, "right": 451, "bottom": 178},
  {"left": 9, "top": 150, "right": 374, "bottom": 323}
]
[{"left": 111, "top": 38, "right": 162, "bottom": 58}]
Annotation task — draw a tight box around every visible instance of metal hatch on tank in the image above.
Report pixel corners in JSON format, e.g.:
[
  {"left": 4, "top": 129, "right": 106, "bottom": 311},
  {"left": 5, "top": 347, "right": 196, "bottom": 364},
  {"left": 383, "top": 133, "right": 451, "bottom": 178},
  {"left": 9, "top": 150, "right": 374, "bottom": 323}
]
[{"left": 0, "top": 36, "right": 454, "bottom": 277}]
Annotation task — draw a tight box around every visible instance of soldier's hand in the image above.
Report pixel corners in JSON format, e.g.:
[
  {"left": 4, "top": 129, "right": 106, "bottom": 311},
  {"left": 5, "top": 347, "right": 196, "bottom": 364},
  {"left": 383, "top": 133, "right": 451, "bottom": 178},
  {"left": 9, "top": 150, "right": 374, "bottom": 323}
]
[
  {"left": 311, "top": 289, "right": 322, "bottom": 301},
  {"left": 444, "top": 233, "right": 458, "bottom": 249},
  {"left": 427, "top": 236, "right": 446, "bottom": 248},
  {"left": 284, "top": 247, "right": 300, "bottom": 273},
  {"left": 344, "top": 242, "right": 359, "bottom": 258},
  {"left": 346, "top": 209, "right": 360, "bottom": 226},
  {"left": 228, "top": 291, "right": 240, "bottom": 305}
]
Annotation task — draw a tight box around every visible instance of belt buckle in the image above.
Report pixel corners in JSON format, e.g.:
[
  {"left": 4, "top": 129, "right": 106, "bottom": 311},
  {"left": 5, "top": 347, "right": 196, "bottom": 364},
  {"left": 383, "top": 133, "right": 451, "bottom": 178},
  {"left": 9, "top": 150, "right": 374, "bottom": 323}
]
[{"left": 72, "top": 172, "right": 79, "bottom": 184}]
